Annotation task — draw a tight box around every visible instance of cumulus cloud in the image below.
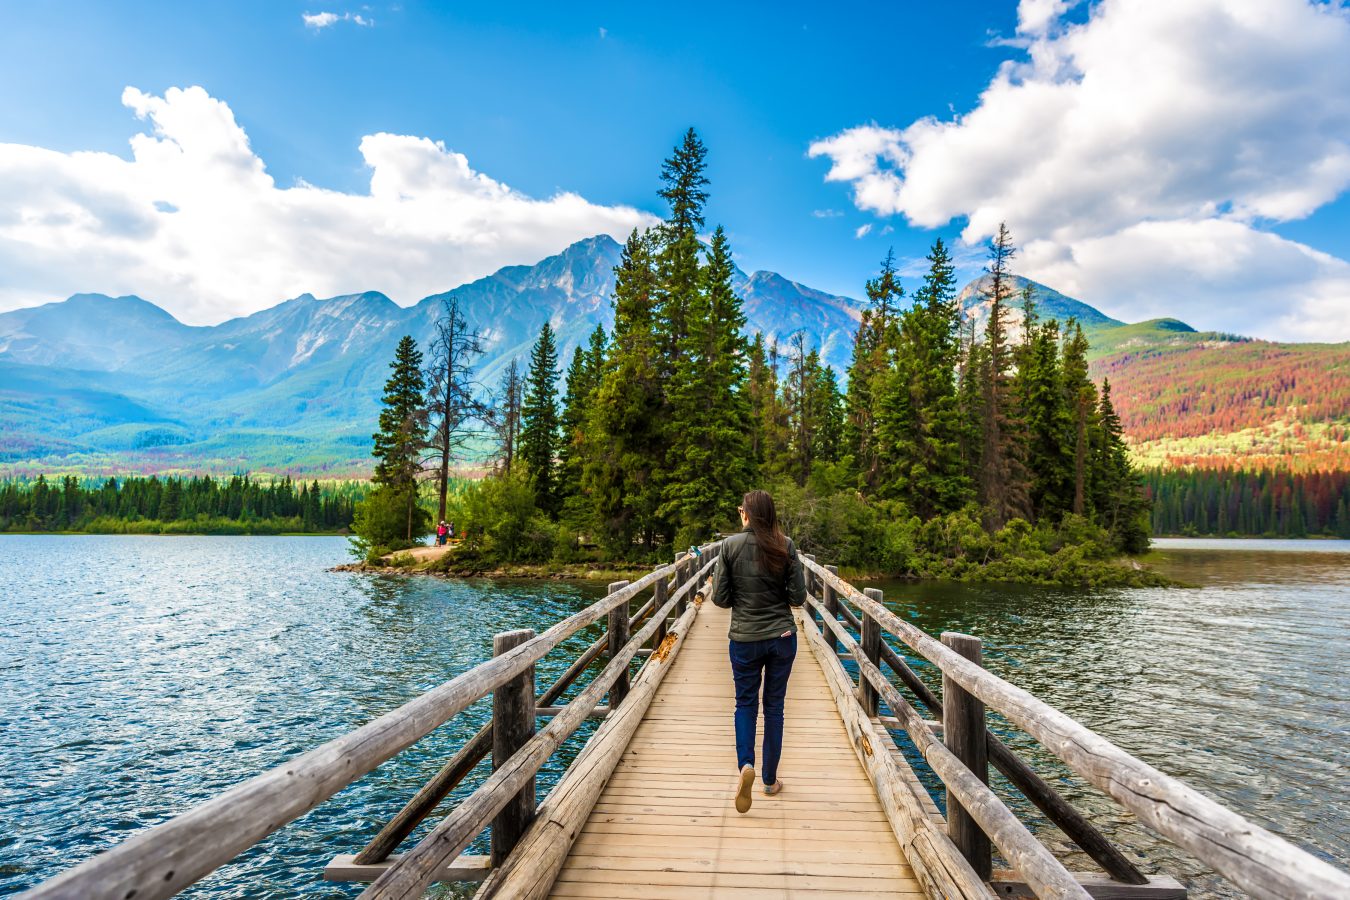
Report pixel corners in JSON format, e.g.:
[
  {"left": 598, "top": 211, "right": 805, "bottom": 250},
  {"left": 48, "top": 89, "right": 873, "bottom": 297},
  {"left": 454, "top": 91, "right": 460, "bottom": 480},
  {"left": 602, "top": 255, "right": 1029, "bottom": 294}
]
[
  {"left": 0, "top": 86, "right": 654, "bottom": 324},
  {"left": 855, "top": 224, "right": 872, "bottom": 239},
  {"left": 809, "top": 0, "right": 1350, "bottom": 340},
  {"left": 303, "top": 11, "right": 373, "bottom": 29}
]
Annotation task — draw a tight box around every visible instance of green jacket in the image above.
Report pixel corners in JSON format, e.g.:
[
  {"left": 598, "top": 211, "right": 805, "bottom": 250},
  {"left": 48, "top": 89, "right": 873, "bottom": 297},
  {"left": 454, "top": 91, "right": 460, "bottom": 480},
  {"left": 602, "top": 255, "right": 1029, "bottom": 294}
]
[{"left": 712, "top": 527, "right": 807, "bottom": 642}]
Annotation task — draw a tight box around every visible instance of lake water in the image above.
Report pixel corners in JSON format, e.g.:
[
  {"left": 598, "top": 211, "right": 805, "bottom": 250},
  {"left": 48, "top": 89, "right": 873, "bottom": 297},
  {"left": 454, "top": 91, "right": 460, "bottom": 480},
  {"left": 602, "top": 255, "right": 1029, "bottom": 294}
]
[{"left": 1, "top": 536, "right": 1346, "bottom": 898}]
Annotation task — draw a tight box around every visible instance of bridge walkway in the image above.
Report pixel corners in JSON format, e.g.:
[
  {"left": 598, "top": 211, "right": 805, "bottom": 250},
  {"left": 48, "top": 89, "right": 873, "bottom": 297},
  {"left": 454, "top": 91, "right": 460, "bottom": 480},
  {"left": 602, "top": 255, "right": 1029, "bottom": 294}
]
[{"left": 549, "top": 600, "right": 924, "bottom": 899}]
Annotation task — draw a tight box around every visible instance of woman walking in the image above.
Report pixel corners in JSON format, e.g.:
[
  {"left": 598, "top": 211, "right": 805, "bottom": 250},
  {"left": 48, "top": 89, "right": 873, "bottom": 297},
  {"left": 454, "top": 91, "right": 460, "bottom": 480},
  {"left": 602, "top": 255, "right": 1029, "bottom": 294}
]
[{"left": 712, "top": 489, "right": 806, "bottom": 814}]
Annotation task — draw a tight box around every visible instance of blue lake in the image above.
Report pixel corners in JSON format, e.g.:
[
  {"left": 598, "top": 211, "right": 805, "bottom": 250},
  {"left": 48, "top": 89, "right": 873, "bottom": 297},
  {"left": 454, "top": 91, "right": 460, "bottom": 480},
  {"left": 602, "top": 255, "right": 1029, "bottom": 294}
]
[{"left": 1, "top": 535, "right": 1346, "bottom": 898}]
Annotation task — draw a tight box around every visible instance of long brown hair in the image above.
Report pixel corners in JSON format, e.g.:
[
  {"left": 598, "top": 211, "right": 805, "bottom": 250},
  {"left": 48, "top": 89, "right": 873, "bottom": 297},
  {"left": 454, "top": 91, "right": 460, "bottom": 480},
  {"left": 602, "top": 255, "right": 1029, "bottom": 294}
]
[{"left": 741, "top": 490, "right": 789, "bottom": 576}]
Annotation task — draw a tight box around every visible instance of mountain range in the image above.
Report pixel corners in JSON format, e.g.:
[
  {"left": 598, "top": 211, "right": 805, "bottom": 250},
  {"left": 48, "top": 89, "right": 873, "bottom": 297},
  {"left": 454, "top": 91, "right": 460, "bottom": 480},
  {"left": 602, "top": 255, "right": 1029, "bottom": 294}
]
[{"left": 1, "top": 233, "right": 1345, "bottom": 476}]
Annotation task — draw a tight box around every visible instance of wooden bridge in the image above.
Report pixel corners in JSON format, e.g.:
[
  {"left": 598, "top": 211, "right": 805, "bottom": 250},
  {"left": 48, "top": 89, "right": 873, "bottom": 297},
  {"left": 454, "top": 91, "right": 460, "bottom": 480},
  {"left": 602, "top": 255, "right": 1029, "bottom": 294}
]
[{"left": 23, "top": 543, "right": 1350, "bottom": 899}]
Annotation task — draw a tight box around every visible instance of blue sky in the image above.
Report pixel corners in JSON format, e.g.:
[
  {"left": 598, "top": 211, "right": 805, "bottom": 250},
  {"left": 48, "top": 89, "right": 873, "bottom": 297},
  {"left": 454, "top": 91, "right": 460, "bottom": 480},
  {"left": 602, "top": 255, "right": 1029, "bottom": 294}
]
[{"left": 2, "top": 0, "right": 1349, "bottom": 339}]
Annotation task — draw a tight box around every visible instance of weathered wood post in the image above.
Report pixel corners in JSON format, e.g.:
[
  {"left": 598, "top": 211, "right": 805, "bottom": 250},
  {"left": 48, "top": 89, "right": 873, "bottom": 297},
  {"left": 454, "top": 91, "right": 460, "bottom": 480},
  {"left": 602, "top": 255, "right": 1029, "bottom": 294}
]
[
  {"left": 653, "top": 576, "right": 668, "bottom": 648},
  {"left": 823, "top": 565, "right": 840, "bottom": 654},
  {"left": 673, "top": 556, "right": 688, "bottom": 618},
  {"left": 942, "top": 631, "right": 991, "bottom": 880},
  {"left": 607, "top": 581, "right": 631, "bottom": 708},
  {"left": 491, "top": 628, "right": 536, "bottom": 866},
  {"left": 802, "top": 553, "right": 817, "bottom": 624},
  {"left": 859, "top": 588, "right": 884, "bottom": 717}
]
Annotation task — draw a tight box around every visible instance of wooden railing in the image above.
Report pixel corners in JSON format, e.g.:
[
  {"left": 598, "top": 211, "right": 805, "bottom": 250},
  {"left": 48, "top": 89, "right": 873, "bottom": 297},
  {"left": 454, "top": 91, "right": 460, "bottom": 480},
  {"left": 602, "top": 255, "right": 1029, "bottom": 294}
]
[
  {"left": 22, "top": 544, "right": 722, "bottom": 900},
  {"left": 797, "top": 556, "right": 1350, "bottom": 900}
]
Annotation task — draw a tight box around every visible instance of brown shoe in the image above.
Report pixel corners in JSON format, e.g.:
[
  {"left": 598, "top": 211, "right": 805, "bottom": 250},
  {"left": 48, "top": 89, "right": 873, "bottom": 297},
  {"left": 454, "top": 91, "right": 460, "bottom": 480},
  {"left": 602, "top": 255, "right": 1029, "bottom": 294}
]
[
  {"left": 734, "top": 764, "right": 755, "bottom": 814},
  {"left": 763, "top": 779, "right": 783, "bottom": 796}
]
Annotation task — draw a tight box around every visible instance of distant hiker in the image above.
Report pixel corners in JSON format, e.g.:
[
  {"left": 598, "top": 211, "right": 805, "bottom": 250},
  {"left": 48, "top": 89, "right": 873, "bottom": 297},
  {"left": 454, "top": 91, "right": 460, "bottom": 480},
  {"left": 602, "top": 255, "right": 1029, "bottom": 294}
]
[
  {"left": 436, "top": 521, "right": 448, "bottom": 546},
  {"left": 448, "top": 520, "right": 456, "bottom": 540},
  {"left": 713, "top": 489, "right": 806, "bottom": 814}
]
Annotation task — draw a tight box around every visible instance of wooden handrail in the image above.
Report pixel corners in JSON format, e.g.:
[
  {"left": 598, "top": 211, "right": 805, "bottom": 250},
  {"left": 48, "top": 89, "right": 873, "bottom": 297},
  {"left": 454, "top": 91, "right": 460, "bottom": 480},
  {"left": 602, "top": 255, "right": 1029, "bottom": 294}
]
[
  {"left": 802, "top": 558, "right": 1350, "bottom": 900},
  {"left": 351, "top": 559, "right": 701, "bottom": 864},
  {"left": 809, "top": 597, "right": 1092, "bottom": 900},
  {"left": 828, "top": 594, "right": 1148, "bottom": 885},
  {"left": 474, "top": 570, "right": 716, "bottom": 899},
  {"left": 23, "top": 559, "right": 682, "bottom": 900},
  {"left": 359, "top": 555, "right": 718, "bottom": 899}
]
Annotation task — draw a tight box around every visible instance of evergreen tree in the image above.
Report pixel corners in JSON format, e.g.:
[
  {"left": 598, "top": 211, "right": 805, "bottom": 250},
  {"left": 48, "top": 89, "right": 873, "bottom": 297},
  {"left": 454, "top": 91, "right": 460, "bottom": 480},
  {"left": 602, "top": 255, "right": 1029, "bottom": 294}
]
[
  {"left": 368, "top": 334, "right": 429, "bottom": 544},
  {"left": 1015, "top": 315, "right": 1075, "bottom": 522},
  {"left": 663, "top": 224, "right": 752, "bottom": 544},
  {"left": 373, "top": 335, "right": 428, "bottom": 492},
  {"left": 976, "top": 223, "right": 1030, "bottom": 527},
  {"left": 584, "top": 229, "right": 667, "bottom": 553},
  {"left": 876, "top": 238, "right": 970, "bottom": 516},
  {"left": 557, "top": 325, "right": 607, "bottom": 523},
  {"left": 1060, "top": 321, "right": 1096, "bottom": 517},
  {"left": 520, "top": 322, "right": 561, "bottom": 516},
  {"left": 654, "top": 128, "right": 710, "bottom": 366},
  {"left": 812, "top": 363, "right": 845, "bottom": 465},
  {"left": 845, "top": 250, "right": 903, "bottom": 492}
]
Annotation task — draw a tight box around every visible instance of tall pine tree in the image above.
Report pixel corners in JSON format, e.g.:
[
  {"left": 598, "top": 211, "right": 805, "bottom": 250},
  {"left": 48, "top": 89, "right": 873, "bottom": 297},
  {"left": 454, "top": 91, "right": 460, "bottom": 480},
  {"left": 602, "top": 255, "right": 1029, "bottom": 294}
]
[
  {"left": 520, "top": 322, "right": 561, "bottom": 515},
  {"left": 584, "top": 229, "right": 667, "bottom": 552}
]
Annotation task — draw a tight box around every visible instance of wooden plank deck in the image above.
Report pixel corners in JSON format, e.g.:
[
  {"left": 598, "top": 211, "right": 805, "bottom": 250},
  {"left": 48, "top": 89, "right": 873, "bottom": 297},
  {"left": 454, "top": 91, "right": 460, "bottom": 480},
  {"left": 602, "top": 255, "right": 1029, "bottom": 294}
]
[{"left": 549, "top": 601, "right": 924, "bottom": 899}]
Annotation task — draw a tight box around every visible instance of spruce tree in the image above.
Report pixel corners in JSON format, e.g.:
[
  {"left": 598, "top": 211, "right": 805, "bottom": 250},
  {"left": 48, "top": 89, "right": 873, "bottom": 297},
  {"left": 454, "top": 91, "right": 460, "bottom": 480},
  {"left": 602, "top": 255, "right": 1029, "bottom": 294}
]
[
  {"left": 976, "top": 224, "right": 1031, "bottom": 528},
  {"left": 1060, "top": 321, "right": 1097, "bottom": 517},
  {"left": 520, "top": 322, "right": 561, "bottom": 516},
  {"left": 1015, "top": 316, "right": 1074, "bottom": 522},
  {"left": 878, "top": 238, "right": 971, "bottom": 517},
  {"left": 845, "top": 250, "right": 903, "bottom": 492},
  {"left": 557, "top": 326, "right": 607, "bottom": 518},
  {"left": 664, "top": 224, "right": 752, "bottom": 544},
  {"left": 368, "top": 334, "right": 430, "bottom": 544},
  {"left": 373, "top": 335, "right": 428, "bottom": 492},
  {"left": 584, "top": 229, "right": 667, "bottom": 553},
  {"left": 654, "top": 128, "right": 710, "bottom": 365}
]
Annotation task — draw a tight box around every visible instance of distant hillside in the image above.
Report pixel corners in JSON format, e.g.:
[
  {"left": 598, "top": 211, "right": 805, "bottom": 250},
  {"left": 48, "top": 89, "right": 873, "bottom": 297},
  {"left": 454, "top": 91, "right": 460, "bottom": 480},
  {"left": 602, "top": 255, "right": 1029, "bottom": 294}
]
[{"left": 954, "top": 278, "right": 1349, "bottom": 472}]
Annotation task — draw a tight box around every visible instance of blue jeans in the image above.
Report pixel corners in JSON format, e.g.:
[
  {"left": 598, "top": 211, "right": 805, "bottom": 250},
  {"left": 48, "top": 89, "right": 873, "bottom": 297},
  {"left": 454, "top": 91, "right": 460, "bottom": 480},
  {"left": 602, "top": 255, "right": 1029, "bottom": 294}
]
[{"left": 729, "top": 634, "right": 797, "bottom": 785}]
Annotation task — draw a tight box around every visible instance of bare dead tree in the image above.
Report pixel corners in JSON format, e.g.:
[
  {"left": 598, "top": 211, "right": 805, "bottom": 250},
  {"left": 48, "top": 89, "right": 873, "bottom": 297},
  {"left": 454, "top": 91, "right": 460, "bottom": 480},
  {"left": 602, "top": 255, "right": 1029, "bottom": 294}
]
[
  {"left": 423, "top": 295, "right": 490, "bottom": 521},
  {"left": 491, "top": 359, "right": 524, "bottom": 476}
]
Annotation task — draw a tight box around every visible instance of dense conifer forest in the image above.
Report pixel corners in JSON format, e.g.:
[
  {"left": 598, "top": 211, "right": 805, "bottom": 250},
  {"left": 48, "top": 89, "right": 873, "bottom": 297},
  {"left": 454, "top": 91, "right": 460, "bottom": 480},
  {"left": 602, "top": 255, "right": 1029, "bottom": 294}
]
[
  {"left": 1145, "top": 468, "right": 1350, "bottom": 538},
  {"left": 356, "top": 131, "right": 1170, "bottom": 585},
  {"left": 0, "top": 475, "right": 362, "bottom": 534}
]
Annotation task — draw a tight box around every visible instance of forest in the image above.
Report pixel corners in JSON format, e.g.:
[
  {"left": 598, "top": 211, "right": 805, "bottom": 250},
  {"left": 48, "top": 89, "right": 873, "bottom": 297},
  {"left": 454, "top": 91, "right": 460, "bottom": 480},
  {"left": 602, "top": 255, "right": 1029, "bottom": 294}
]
[
  {"left": 1146, "top": 467, "right": 1350, "bottom": 538},
  {"left": 357, "top": 130, "right": 1161, "bottom": 585},
  {"left": 0, "top": 474, "right": 362, "bottom": 534}
]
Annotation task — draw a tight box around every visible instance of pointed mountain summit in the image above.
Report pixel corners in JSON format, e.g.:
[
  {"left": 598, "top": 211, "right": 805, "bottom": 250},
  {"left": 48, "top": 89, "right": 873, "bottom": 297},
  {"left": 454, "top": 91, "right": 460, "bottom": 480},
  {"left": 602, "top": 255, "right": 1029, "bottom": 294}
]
[{"left": 957, "top": 274, "right": 1125, "bottom": 339}]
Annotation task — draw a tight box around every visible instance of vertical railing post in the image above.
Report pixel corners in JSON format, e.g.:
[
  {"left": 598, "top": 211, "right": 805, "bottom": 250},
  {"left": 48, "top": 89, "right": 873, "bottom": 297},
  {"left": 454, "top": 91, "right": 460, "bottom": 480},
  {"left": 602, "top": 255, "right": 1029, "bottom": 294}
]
[
  {"left": 490, "top": 628, "right": 536, "bottom": 866},
  {"left": 673, "top": 556, "right": 688, "bottom": 618},
  {"left": 653, "top": 576, "right": 668, "bottom": 648},
  {"left": 859, "top": 588, "right": 884, "bottom": 717},
  {"left": 823, "top": 565, "right": 840, "bottom": 654},
  {"left": 607, "top": 580, "right": 631, "bottom": 707},
  {"left": 942, "top": 631, "right": 991, "bottom": 880},
  {"left": 802, "top": 553, "right": 817, "bottom": 624}
]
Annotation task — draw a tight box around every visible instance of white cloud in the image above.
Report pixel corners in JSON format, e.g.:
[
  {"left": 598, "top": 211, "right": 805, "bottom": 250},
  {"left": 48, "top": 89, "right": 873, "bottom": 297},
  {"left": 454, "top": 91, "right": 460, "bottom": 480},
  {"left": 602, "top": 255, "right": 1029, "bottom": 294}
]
[
  {"left": 809, "top": 0, "right": 1350, "bottom": 341},
  {"left": 599, "top": 26, "right": 608, "bottom": 39},
  {"left": 811, "top": 208, "right": 842, "bottom": 218},
  {"left": 0, "top": 86, "right": 655, "bottom": 324},
  {"left": 854, "top": 224, "right": 872, "bottom": 239},
  {"left": 303, "top": 11, "right": 372, "bottom": 29}
]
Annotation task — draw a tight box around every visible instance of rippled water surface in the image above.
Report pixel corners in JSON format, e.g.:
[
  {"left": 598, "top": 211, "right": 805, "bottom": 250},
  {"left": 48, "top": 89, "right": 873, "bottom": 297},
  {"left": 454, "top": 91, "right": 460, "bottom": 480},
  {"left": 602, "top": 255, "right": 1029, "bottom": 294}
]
[
  {"left": 862, "top": 538, "right": 1349, "bottom": 899},
  {"left": 2, "top": 536, "right": 1347, "bottom": 898},
  {"left": 0, "top": 536, "right": 607, "bottom": 898}
]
